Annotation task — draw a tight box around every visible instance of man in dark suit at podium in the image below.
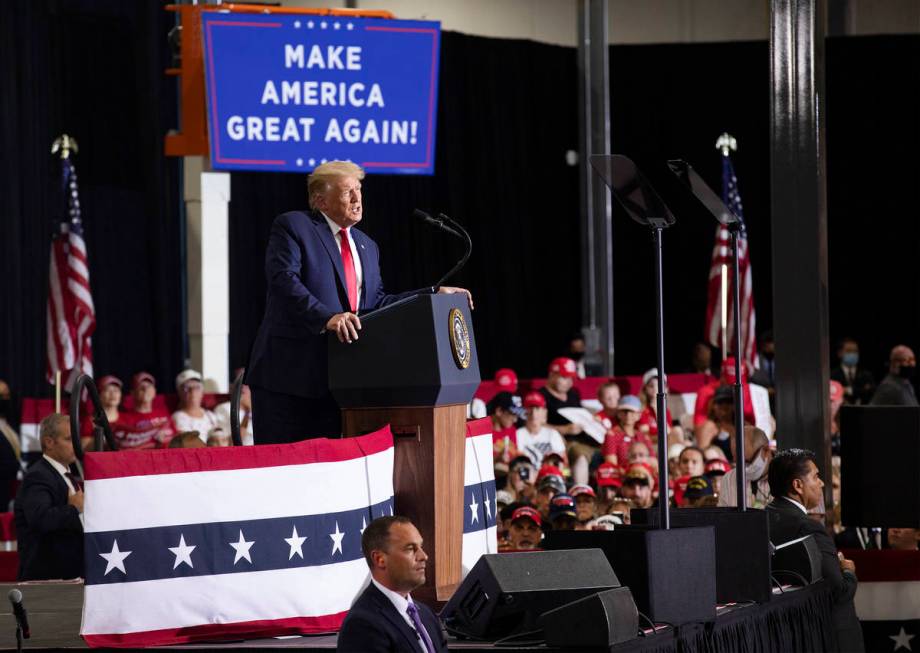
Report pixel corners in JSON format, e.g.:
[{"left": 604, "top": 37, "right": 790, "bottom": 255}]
[
  {"left": 246, "top": 161, "right": 472, "bottom": 442},
  {"left": 765, "top": 449, "right": 863, "bottom": 652},
  {"left": 338, "top": 516, "right": 447, "bottom": 652}
]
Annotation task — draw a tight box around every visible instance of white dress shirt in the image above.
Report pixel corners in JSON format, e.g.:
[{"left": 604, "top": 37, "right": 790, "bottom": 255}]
[
  {"left": 371, "top": 578, "right": 423, "bottom": 636},
  {"left": 323, "top": 213, "right": 363, "bottom": 309},
  {"left": 782, "top": 495, "right": 808, "bottom": 514},
  {"left": 43, "top": 454, "right": 76, "bottom": 495}
]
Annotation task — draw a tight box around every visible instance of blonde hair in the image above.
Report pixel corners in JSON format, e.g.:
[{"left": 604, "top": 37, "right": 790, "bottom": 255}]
[{"left": 307, "top": 161, "right": 365, "bottom": 209}]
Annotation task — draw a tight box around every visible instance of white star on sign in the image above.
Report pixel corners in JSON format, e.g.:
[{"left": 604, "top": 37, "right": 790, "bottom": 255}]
[
  {"left": 296, "top": 158, "right": 303, "bottom": 166},
  {"left": 346, "top": 22, "right": 353, "bottom": 30},
  {"left": 334, "top": 22, "right": 341, "bottom": 29},
  {"left": 891, "top": 627, "right": 915, "bottom": 651},
  {"left": 168, "top": 534, "right": 196, "bottom": 570},
  {"left": 229, "top": 530, "right": 255, "bottom": 565},
  {"left": 320, "top": 21, "right": 327, "bottom": 29},
  {"left": 469, "top": 493, "right": 480, "bottom": 524},
  {"left": 484, "top": 494, "right": 492, "bottom": 520},
  {"left": 294, "top": 20, "right": 301, "bottom": 28},
  {"left": 330, "top": 521, "right": 345, "bottom": 556},
  {"left": 306, "top": 20, "right": 314, "bottom": 28},
  {"left": 308, "top": 158, "right": 316, "bottom": 166},
  {"left": 285, "top": 525, "right": 307, "bottom": 560},
  {"left": 100, "top": 539, "right": 132, "bottom": 576}
]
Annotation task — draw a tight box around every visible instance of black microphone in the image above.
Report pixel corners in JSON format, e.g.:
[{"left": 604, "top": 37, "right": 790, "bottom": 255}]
[
  {"left": 8, "top": 590, "right": 30, "bottom": 639},
  {"left": 412, "top": 209, "right": 464, "bottom": 239}
]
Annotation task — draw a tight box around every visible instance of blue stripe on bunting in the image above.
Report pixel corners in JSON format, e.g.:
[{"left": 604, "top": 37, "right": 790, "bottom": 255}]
[
  {"left": 462, "top": 481, "right": 497, "bottom": 535},
  {"left": 85, "top": 497, "right": 394, "bottom": 586}
]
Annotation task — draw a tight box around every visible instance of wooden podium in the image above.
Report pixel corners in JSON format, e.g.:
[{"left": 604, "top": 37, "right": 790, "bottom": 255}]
[{"left": 328, "top": 294, "right": 480, "bottom": 603}]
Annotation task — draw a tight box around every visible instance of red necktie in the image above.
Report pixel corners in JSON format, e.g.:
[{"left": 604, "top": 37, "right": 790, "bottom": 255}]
[{"left": 338, "top": 229, "right": 358, "bottom": 312}]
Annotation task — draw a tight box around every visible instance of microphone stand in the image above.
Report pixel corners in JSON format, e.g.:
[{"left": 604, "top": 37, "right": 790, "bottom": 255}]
[
  {"left": 589, "top": 155, "right": 676, "bottom": 530},
  {"left": 229, "top": 368, "right": 245, "bottom": 447},
  {"left": 69, "top": 374, "right": 116, "bottom": 459},
  {"left": 433, "top": 213, "right": 472, "bottom": 289}
]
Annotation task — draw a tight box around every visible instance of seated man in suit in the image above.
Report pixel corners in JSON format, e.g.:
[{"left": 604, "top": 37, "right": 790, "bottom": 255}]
[
  {"left": 247, "top": 160, "right": 472, "bottom": 442},
  {"left": 15, "top": 413, "right": 84, "bottom": 580},
  {"left": 338, "top": 516, "right": 447, "bottom": 653},
  {"left": 766, "top": 448, "right": 863, "bottom": 652}
]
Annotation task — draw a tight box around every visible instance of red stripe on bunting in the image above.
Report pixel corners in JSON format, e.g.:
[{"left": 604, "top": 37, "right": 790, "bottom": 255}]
[
  {"left": 84, "top": 426, "right": 394, "bottom": 480},
  {"left": 466, "top": 417, "right": 492, "bottom": 438},
  {"left": 82, "top": 611, "right": 347, "bottom": 648},
  {"left": 841, "top": 549, "right": 920, "bottom": 582}
]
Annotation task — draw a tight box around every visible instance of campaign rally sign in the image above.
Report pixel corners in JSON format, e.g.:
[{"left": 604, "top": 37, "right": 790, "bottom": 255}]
[
  {"left": 462, "top": 418, "right": 499, "bottom": 575},
  {"left": 80, "top": 428, "right": 394, "bottom": 647},
  {"left": 200, "top": 12, "right": 440, "bottom": 175}
]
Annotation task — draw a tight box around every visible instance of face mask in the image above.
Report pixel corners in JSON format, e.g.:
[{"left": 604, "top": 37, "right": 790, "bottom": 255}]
[
  {"left": 745, "top": 448, "right": 768, "bottom": 480},
  {"left": 899, "top": 365, "right": 916, "bottom": 380},
  {"left": 569, "top": 351, "right": 585, "bottom": 362},
  {"left": 841, "top": 352, "right": 859, "bottom": 367}
]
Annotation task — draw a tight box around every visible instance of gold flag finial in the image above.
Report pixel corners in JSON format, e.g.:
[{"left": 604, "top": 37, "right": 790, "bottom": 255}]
[
  {"left": 715, "top": 133, "right": 737, "bottom": 157},
  {"left": 51, "top": 134, "right": 79, "bottom": 159}
]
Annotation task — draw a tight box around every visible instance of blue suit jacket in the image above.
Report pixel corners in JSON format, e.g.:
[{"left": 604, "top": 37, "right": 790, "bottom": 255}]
[
  {"left": 337, "top": 582, "right": 448, "bottom": 653},
  {"left": 247, "top": 210, "right": 427, "bottom": 398}
]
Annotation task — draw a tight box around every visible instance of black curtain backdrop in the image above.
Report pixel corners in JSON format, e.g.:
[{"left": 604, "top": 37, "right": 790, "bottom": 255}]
[
  {"left": 1, "top": 3, "right": 918, "bottom": 406},
  {"left": 0, "top": 0, "right": 182, "bottom": 402}
]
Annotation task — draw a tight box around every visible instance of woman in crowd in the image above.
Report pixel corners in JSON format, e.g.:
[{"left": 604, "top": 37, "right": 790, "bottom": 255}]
[{"left": 171, "top": 369, "right": 219, "bottom": 443}]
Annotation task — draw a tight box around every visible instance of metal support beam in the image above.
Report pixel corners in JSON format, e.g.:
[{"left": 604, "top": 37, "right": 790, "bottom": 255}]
[
  {"left": 577, "top": 0, "right": 614, "bottom": 374},
  {"left": 769, "top": 0, "right": 832, "bottom": 511}
]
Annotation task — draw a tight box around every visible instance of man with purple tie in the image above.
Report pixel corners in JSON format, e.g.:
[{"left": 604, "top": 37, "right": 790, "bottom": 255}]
[
  {"left": 246, "top": 161, "right": 472, "bottom": 442},
  {"left": 338, "top": 516, "right": 448, "bottom": 652}
]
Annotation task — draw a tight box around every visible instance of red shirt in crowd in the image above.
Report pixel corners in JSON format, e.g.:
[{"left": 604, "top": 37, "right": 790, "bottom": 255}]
[
  {"left": 112, "top": 408, "right": 176, "bottom": 450},
  {"left": 693, "top": 382, "right": 756, "bottom": 426},
  {"left": 636, "top": 405, "right": 673, "bottom": 437},
  {"left": 601, "top": 427, "right": 654, "bottom": 468}
]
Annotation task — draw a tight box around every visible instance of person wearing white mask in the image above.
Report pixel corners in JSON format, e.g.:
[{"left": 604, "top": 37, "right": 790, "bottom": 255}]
[{"left": 717, "top": 425, "right": 773, "bottom": 509}]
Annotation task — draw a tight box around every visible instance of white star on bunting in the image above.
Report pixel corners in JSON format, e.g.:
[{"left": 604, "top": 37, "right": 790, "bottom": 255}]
[
  {"left": 285, "top": 525, "right": 307, "bottom": 560},
  {"left": 168, "top": 534, "right": 196, "bottom": 570},
  {"left": 484, "top": 494, "right": 492, "bottom": 519},
  {"left": 891, "top": 627, "right": 915, "bottom": 652},
  {"left": 360, "top": 516, "right": 367, "bottom": 535},
  {"left": 330, "top": 521, "right": 345, "bottom": 556},
  {"left": 469, "top": 493, "right": 480, "bottom": 524},
  {"left": 229, "top": 530, "right": 255, "bottom": 565},
  {"left": 100, "top": 539, "right": 131, "bottom": 576}
]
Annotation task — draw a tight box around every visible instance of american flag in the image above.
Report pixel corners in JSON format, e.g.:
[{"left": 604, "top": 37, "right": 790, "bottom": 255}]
[
  {"left": 704, "top": 151, "right": 757, "bottom": 370},
  {"left": 46, "top": 156, "right": 95, "bottom": 388}
]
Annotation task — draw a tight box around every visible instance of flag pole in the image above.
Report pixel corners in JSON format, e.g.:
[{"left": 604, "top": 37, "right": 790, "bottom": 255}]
[
  {"left": 55, "top": 371, "right": 62, "bottom": 413},
  {"left": 720, "top": 264, "right": 728, "bottom": 354}
]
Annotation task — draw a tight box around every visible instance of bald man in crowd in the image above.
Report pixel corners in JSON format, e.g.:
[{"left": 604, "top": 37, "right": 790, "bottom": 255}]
[
  {"left": 870, "top": 345, "right": 918, "bottom": 406},
  {"left": 246, "top": 161, "right": 472, "bottom": 442}
]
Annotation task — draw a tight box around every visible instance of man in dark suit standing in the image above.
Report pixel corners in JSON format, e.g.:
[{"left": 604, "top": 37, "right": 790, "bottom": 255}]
[
  {"left": 247, "top": 161, "right": 472, "bottom": 442},
  {"left": 766, "top": 449, "right": 863, "bottom": 652},
  {"left": 15, "top": 413, "right": 84, "bottom": 580},
  {"left": 338, "top": 516, "right": 447, "bottom": 652}
]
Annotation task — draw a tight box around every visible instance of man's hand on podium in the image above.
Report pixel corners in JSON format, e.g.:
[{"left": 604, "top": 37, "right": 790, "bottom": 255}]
[
  {"left": 437, "top": 286, "right": 474, "bottom": 309},
  {"left": 327, "top": 312, "right": 362, "bottom": 343}
]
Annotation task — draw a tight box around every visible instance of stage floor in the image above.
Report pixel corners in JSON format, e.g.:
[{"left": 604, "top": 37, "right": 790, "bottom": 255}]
[{"left": 0, "top": 582, "right": 832, "bottom": 652}]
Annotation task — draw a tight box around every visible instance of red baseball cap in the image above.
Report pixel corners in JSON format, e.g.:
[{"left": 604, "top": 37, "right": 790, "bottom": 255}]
[
  {"left": 96, "top": 375, "right": 123, "bottom": 390},
  {"left": 495, "top": 368, "right": 518, "bottom": 392},
  {"left": 536, "top": 464, "right": 565, "bottom": 483},
  {"left": 595, "top": 462, "right": 622, "bottom": 488},
  {"left": 548, "top": 357, "right": 578, "bottom": 378},
  {"left": 523, "top": 391, "right": 546, "bottom": 408},
  {"left": 131, "top": 371, "right": 156, "bottom": 390},
  {"left": 510, "top": 506, "right": 542, "bottom": 527},
  {"left": 569, "top": 484, "right": 597, "bottom": 499},
  {"left": 705, "top": 459, "right": 731, "bottom": 476}
]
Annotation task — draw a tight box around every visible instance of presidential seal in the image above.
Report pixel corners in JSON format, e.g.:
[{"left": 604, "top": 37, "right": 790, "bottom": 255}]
[{"left": 448, "top": 308, "right": 471, "bottom": 369}]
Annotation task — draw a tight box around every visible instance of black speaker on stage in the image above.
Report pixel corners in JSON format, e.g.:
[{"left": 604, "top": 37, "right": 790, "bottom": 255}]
[
  {"left": 543, "top": 526, "right": 716, "bottom": 625},
  {"left": 440, "top": 550, "right": 621, "bottom": 639},
  {"left": 539, "top": 587, "right": 639, "bottom": 648},
  {"left": 631, "top": 507, "right": 773, "bottom": 603},
  {"left": 840, "top": 406, "right": 920, "bottom": 527},
  {"left": 772, "top": 534, "right": 822, "bottom": 586}
]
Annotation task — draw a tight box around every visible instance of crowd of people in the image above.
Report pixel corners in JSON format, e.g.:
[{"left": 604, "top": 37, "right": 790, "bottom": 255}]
[{"left": 486, "top": 337, "right": 920, "bottom": 554}]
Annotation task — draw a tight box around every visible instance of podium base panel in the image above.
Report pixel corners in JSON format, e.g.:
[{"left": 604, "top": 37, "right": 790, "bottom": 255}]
[{"left": 342, "top": 404, "right": 468, "bottom": 606}]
